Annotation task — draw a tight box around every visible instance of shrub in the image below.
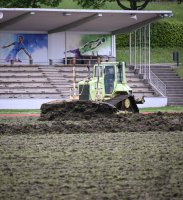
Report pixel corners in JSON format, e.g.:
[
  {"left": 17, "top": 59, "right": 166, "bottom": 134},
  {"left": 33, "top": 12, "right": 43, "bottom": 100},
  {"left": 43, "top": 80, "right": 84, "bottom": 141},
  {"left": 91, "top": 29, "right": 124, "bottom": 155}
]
[
  {"left": 151, "top": 21, "right": 183, "bottom": 47},
  {"left": 116, "top": 21, "right": 183, "bottom": 48}
]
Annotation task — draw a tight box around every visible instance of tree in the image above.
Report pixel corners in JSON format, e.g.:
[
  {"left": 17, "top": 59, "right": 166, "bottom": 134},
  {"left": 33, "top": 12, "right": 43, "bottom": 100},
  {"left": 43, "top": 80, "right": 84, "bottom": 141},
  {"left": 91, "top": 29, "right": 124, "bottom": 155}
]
[
  {"left": 74, "top": 0, "right": 151, "bottom": 10},
  {"left": 0, "top": 0, "right": 62, "bottom": 8}
]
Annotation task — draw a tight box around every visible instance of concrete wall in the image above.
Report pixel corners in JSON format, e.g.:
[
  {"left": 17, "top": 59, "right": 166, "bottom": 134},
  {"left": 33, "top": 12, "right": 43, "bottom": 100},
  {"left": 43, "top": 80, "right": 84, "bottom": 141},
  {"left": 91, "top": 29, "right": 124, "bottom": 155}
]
[
  {"left": 0, "top": 97, "right": 167, "bottom": 109},
  {"left": 138, "top": 97, "right": 168, "bottom": 108},
  {"left": 0, "top": 99, "right": 59, "bottom": 109},
  {"left": 48, "top": 32, "right": 66, "bottom": 62}
]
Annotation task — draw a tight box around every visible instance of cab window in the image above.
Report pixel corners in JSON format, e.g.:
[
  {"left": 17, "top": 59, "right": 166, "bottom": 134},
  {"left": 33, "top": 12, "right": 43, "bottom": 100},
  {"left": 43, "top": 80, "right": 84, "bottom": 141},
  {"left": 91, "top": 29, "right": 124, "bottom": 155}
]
[{"left": 117, "top": 64, "right": 123, "bottom": 83}]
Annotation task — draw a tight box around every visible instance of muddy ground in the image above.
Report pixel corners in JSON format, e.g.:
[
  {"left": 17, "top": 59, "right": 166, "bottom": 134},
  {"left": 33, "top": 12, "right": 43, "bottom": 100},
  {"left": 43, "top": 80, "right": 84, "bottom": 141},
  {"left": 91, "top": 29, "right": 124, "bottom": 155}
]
[
  {"left": 0, "top": 110, "right": 183, "bottom": 199},
  {"left": 0, "top": 112, "right": 183, "bottom": 134}
]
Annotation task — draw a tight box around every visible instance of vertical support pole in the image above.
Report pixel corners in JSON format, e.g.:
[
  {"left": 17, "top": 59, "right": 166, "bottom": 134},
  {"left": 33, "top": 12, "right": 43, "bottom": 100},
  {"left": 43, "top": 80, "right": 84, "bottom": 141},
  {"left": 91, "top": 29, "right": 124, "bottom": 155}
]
[
  {"left": 72, "top": 57, "right": 76, "bottom": 97},
  {"left": 65, "top": 32, "right": 67, "bottom": 65},
  {"left": 129, "top": 32, "right": 132, "bottom": 65},
  {"left": 112, "top": 34, "right": 116, "bottom": 59},
  {"left": 136, "top": 29, "right": 138, "bottom": 71},
  {"left": 96, "top": 56, "right": 101, "bottom": 100},
  {"left": 135, "top": 30, "right": 137, "bottom": 69},
  {"left": 144, "top": 26, "right": 147, "bottom": 80},
  {"left": 140, "top": 28, "right": 142, "bottom": 74},
  {"left": 148, "top": 24, "right": 151, "bottom": 81}
]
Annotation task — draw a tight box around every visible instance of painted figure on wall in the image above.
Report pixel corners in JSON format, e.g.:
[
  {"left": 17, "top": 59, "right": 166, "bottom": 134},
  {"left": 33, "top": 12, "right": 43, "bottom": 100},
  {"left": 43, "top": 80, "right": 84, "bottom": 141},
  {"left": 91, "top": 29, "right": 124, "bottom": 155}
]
[
  {"left": 1, "top": 35, "right": 32, "bottom": 62},
  {"left": 67, "top": 37, "right": 106, "bottom": 57}
]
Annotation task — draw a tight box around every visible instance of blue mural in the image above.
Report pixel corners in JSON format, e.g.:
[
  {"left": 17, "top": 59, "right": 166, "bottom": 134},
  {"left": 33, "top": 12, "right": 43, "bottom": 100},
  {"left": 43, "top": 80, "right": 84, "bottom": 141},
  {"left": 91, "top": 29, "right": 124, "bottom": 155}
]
[{"left": 0, "top": 33, "right": 48, "bottom": 63}]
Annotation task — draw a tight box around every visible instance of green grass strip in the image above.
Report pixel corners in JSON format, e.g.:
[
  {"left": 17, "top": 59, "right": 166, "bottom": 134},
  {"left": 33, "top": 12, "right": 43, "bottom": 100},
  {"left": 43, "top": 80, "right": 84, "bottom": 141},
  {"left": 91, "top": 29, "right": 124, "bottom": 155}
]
[
  {"left": 140, "top": 106, "right": 183, "bottom": 113},
  {"left": 0, "top": 109, "right": 40, "bottom": 114}
]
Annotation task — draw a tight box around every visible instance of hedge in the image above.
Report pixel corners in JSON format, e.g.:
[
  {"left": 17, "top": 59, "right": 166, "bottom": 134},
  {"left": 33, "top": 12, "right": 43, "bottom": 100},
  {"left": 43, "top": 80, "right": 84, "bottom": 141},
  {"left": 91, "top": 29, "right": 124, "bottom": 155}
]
[{"left": 116, "top": 21, "right": 183, "bottom": 48}]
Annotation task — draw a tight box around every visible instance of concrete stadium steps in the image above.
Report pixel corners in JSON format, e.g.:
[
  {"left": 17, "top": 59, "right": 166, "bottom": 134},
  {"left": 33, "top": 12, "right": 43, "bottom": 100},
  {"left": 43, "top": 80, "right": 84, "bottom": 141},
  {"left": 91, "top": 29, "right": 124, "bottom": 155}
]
[
  {"left": 127, "top": 82, "right": 150, "bottom": 87},
  {"left": 150, "top": 72, "right": 178, "bottom": 77},
  {"left": 0, "top": 88, "right": 59, "bottom": 93},
  {"left": 0, "top": 66, "right": 45, "bottom": 70},
  {"left": 0, "top": 75, "right": 48, "bottom": 79},
  {"left": 0, "top": 77, "right": 49, "bottom": 82},
  {"left": 167, "top": 90, "right": 183, "bottom": 95},
  {"left": 0, "top": 82, "right": 56, "bottom": 88},
  {"left": 132, "top": 87, "right": 155, "bottom": 93},
  {"left": 38, "top": 65, "right": 73, "bottom": 97},
  {"left": 166, "top": 97, "right": 183, "bottom": 106},
  {"left": 0, "top": 71, "right": 45, "bottom": 74},
  {"left": 151, "top": 65, "right": 183, "bottom": 105},
  {"left": 167, "top": 85, "right": 183, "bottom": 89},
  {"left": 125, "top": 67, "right": 156, "bottom": 98},
  {"left": 0, "top": 64, "right": 64, "bottom": 99},
  {"left": 133, "top": 91, "right": 155, "bottom": 98},
  {"left": 53, "top": 65, "right": 156, "bottom": 99},
  {"left": 0, "top": 64, "right": 157, "bottom": 100},
  {"left": 0, "top": 94, "right": 64, "bottom": 99}
]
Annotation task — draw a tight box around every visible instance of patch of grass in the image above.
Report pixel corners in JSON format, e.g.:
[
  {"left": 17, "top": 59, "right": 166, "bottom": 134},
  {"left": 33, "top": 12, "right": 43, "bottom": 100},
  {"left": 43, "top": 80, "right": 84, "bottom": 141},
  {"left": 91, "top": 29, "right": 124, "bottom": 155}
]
[
  {"left": 150, "top": 47, "right": 183, "bottom": 64},
  {"left": 174, "top": 65, "right": 183, "bottom": 79},
  {"left": 0, "top": 109, "right": 40, "bottom": 114},
  {"left": 117, "top": 47, "right": 183, "bottom": 78},
  {"left": 139, "top": 106, "right": 183, "bottom": 113},
  {"left": 116, "top": 47, "right": 183, "bottom": 64}
]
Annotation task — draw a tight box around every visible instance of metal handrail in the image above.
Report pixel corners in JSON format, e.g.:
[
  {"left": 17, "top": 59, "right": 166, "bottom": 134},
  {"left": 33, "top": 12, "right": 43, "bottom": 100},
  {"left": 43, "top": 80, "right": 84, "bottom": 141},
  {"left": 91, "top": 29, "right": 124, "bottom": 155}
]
[{"left": 150, "top": 71, "right": 166, "bottom": 97}]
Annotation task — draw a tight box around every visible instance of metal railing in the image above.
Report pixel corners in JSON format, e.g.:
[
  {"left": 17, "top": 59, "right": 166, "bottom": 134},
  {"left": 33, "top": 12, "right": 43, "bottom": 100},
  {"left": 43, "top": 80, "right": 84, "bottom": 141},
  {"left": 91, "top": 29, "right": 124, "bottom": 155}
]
[{"left": 150, "top": 71, "right": 166, "bottom": 97}]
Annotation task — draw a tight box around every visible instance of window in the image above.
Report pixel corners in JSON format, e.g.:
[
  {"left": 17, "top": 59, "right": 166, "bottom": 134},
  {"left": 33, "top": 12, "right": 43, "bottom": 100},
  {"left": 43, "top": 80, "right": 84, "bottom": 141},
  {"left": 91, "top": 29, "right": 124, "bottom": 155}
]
[
  {"left": 104, "top": 65, "right": 115, "bottom": 94},
  {"left": 117, "top": 64, "right": 123, "bottom": 83}
]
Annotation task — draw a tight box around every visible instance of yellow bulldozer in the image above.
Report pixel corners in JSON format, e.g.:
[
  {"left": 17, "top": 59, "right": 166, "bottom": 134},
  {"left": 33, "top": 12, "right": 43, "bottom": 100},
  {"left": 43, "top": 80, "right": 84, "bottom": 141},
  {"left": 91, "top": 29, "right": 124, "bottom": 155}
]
[{"left": 40, "top": 59, "right": 144, "bottom": 120}]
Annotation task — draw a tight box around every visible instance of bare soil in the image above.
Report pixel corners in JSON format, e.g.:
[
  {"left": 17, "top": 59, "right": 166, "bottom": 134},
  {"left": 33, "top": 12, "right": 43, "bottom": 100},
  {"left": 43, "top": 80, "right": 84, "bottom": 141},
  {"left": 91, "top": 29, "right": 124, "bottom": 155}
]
[
  {"left": 0, "top": 111, "right": 183, "bottom": 135},
  {"left": 0, "top": 105, "right": 183, "bottom": 200}
]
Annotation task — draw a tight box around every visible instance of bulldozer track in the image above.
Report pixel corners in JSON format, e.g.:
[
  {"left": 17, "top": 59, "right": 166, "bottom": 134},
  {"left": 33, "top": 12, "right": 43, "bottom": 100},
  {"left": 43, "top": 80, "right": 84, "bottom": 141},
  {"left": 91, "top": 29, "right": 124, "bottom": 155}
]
[{"left": 106, "top": 94, "right": 139, "bottom": 112}]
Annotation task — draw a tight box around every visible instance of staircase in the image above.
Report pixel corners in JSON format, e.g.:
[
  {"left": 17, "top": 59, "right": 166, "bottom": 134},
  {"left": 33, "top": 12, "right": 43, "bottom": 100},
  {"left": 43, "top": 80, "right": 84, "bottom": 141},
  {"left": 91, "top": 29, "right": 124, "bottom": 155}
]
[
  {"left": 0, "top": 65, "right": 64, "bottom": 99},
  {"left": 125, "top": 66, "right": 157, "bottom": 99},
  {"left": 151, "top": 65, "right": 183, "bottom": 105}
]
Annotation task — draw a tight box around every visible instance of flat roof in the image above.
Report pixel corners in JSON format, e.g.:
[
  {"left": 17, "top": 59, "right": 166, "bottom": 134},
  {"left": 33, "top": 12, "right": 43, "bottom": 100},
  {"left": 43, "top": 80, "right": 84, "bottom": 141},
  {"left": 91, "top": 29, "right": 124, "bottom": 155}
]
[{"left": 0, "top": 8, "right": 173, "bottom": 34}]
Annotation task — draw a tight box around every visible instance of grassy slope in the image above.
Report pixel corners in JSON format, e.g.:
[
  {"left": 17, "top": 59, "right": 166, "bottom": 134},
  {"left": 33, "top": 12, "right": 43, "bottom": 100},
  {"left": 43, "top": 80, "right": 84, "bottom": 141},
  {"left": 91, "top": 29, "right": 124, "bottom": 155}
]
[{"left": 116, "top": 47, "right": 183, "bottom": 64}]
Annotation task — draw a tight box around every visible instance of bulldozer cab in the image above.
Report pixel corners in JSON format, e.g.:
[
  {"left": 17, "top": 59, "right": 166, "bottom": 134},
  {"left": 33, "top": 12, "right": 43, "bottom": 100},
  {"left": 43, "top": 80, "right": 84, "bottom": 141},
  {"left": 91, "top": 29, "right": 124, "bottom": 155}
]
[
  {"left": 93, "top": 62, "right": 124, "bottom": 95},
  {"left": 78, "top": 61, "right": 133, "bottom": 101}
]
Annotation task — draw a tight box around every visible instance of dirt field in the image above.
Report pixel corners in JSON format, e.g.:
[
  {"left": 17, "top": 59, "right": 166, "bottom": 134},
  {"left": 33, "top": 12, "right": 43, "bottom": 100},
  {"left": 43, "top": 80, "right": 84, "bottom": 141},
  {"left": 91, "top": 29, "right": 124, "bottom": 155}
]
[{"left": 0, "top": 112, "right": 183, "bottom": 200}]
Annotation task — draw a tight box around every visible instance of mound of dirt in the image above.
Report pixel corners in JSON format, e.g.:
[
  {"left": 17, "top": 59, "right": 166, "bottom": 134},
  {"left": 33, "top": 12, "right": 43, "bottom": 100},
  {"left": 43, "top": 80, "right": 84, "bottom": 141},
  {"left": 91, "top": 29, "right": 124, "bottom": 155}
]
[
  {"left": 0, "top": 111, "right": 183, "bottom": 135},
  {"left": 40, "top": 100, "right": 118, "bottom": 121}
]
